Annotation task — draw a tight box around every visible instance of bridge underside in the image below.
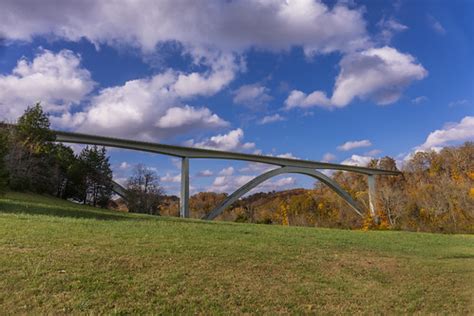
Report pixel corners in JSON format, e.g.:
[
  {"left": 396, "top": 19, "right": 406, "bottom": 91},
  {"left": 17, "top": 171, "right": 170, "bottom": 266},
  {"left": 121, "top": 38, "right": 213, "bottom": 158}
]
[{"left": 113, "top": 157, "right": 378, "bottom": 221}]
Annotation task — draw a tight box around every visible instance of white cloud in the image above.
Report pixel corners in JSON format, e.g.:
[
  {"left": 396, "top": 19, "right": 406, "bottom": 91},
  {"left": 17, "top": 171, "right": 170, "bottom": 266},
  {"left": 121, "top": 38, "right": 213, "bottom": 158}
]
[
  {"left": 418, "top": 116, "right": 474, "bottom": 151},
  {"left": 427, "top": 15, "right": 446, "bottom": 35},
  {"left": 160, "top": 173, "right": 181, "bottom": 183},
  {"left": 411, "top": 96, "right": 428, "bottom": 104},
  {"left": 209, "top": 173, "right": 296, "bottom": 194},
  {"left": 156, "top": 105, "right": 229, "bottom": 129},
  {"left": 332, "top": 46, "right": 427, "bottom": 106},
  {"left": 365, "top": 149, "right": 382, "bottom": 156},
  {"left": 322, "top": 153, "right": 337, "bottom": 162},
  {"left": 54, "top": 67, "right": 232, "bottom": 140},
  {"left": 0, "top": 1, "right": 369, "bottom": 56},
  {"left": 239, "top": 162, "right": 277, "bottom": 174},
  {"left": 276, "top": 152, "right": 299, "bottom": 159},
  {"left": 285, "top": 46, "right": 427, "bottom": 109},
  {"left": 233, "top": 83, "right": 271, "bottom": 107},
  {"left": 210, "top": 174, "right": 255, "bottom": 193},
  {"left": 196, "top": 169, "right": 213, "bottom": 177},
  {"left": 337, "top": 139, "right": 372, "bottom": 151},
  {"left": 448, "top": 99, "right": 469, "bottom": 107},
  {"left": 377, "top": 17, "right": 408, "bottom": 43},
  {"left": 119, "top": 162, "right": 131, "bottom": 170},
  {"left": 0, "top": 49, "right": 95, "bottom": 120},
  {"left": 259, "top": 114, "right": 285, "bottom": 125},
  {"left": 341, "top": 154, "right": 373, "bottom": 166},
  {"left": 219, "top": 167, "right": 235, "bottom": 176},
  {"left": 285, "top": 90, "right": 331, "bottom": 109},
  {"left": 173, "top": 53, "right": 240, "bottom": 97},
  {"left": 185, "top": 128, "right": 255, "bottom": 152}
]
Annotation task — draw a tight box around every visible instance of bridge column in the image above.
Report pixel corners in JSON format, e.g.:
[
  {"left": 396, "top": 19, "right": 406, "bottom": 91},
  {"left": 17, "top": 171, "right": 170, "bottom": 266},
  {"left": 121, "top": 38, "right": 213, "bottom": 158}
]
[
  {"left": 180, "top": 157, "right": 189, "bottom": 218},
  {"left": 367, "top": 174, "right": 378, "bottom": 223}
]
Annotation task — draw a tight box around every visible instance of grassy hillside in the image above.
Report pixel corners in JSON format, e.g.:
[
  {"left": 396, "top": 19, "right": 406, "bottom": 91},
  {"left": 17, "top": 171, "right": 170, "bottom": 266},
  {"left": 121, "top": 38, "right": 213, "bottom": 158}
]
[{"left": 0, "top": 192, "right": 473, "bottom": 314}]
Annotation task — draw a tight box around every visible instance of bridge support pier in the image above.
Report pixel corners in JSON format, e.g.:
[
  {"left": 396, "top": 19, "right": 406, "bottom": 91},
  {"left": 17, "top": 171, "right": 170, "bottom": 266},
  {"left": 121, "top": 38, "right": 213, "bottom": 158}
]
[
  {"left": 180, "top": 157, "right": 189, "bottom": 218},
  {"left": 367, "top": 174, "right": 378, "bottom": 223}
]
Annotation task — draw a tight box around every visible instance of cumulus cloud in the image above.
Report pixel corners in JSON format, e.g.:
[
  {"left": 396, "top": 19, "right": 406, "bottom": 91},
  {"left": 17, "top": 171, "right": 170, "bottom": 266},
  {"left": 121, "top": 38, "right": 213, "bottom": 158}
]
[
  {"left": 239, "top": 162, "right": 277, "bottom": 174},
  {"left": 0, "top": 48, "right": 234, "bottom": 141},
  {"left": 411, "top": 96, "right": 428, "bottom": 104},
  {"left": 156, "top": 105, "right": 229, "bottom": 129},
  {"left": 285, "top": 46, "right": 427, "bottom": 109},
  {"left": 0, "top": 1, "right": 369, "bottom": 56},
  {"left": 210, "top": 174, "right": 255, "bottom": 193},
  {"left": 337, "top": 139, "right": 372, "bottom": 151},
  {"left": 417, "top": 116, "right": 474, "bottom": 151},
  {"left": 0, "top": 49, "right": 95, "bottom": 120},
  {"left": 219, "top": 167, "right": 235, "bottom": 176},
  {"left": 173, "top": 53, "right": 241, "bottom": 97},
  {"left": 322, "top": 153, "right": 337, "bottom": 162},
  {"left": 341, "top": 154, "right": 373, "bottom": 166},
  {"left": 196, "top": 169, "right": 213, "bottom": 177},
  {"left": 365, "top": 149, "right": 382, "bottom": 156},
  {"left": 233, "top": 83, "right": 272, "bottom": 108},
  {"left": 53, "top": 63, "right": 233, "bottom": 140},
  {"left": 160, "top": 173, "right": 181, "bottom": 183},
  {"left": 185, "top": 128, "right": 255, "bottom": 151},
  {"left": 259, "top": 114, "right": 285, "bottom": 125},
  {"left": 209, "top": 173, "right": 296, "bottom": 194},
  {"left": 284, "top": 90, "right": 331, "bottom": 109}
]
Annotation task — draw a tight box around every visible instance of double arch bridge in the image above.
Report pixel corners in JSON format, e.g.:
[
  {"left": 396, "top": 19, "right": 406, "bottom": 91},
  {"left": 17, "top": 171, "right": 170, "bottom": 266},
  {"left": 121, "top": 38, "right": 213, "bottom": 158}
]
[{"left": 54, "top": 130, "right": 401, "bottom": 220}]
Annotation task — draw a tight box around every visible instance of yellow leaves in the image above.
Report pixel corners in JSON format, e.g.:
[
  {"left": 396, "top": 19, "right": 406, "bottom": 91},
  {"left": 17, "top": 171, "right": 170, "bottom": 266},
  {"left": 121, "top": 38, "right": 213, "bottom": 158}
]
[
  {"left": 470, "top": 188, "right": 474, "bottom": 198},
  {"left": 279, "top": 201, "right": 289, "bottom": 226}
]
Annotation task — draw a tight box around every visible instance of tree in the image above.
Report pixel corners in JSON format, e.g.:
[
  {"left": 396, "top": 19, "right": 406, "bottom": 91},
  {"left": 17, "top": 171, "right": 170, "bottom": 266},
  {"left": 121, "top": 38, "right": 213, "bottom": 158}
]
[
  {"left": 126, "top": 164, "right": 164, "bottom": 215},
  {"left": 190, "top": 192, "right": 227, "bottom": 218},
  {"left": 15, "top": 103, "right": 55, "bottom": 152},
  {"left": 78, "top": 146, "right": 113, "bottom": 207},
  {"left": 6, "top": 104, "right": 56, "bottom": 192},
  {"left": 51, "top": 144, "right": 76, "bottom": 199},
  {"left": 0, "top": 128, "right": 8, "bottom": 194}
]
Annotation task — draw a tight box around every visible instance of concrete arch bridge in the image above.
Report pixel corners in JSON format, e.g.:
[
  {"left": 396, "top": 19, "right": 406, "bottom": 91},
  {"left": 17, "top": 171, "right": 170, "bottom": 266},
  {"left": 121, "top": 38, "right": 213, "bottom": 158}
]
[{"left": 54, "top": 130, "right": 401, "bottom": 221}]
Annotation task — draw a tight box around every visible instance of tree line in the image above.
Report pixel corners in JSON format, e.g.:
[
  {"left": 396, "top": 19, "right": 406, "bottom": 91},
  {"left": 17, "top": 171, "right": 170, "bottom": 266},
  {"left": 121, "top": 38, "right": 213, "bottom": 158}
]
[
  {"left": 1, "top": 104, "right": 473, "bottom": 233},
  {"left": 148, "top": 144, "right": 473, "bottom": 233},
  {"left": 0, "top": 104, "right": 164, "bottom": 213}
]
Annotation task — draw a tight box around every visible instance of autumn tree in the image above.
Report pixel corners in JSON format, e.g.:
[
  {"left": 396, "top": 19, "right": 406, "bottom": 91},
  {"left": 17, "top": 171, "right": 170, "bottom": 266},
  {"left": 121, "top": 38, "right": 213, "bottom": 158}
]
[{"left": 189, "top": 192, "right": 227, "bottom": 219}]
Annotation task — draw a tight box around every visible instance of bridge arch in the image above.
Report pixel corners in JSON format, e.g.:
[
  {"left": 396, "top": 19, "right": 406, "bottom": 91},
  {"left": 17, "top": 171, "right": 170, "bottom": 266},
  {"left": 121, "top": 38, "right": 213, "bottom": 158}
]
[{"left": 203, "top": 166, "right": 363, "bottom": 220}]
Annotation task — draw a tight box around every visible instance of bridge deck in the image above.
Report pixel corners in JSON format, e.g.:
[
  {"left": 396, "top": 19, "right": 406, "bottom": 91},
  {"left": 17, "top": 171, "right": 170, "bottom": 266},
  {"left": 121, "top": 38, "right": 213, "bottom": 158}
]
[{"left": 54, "top": 130, "right": 400, "bottom": 176}]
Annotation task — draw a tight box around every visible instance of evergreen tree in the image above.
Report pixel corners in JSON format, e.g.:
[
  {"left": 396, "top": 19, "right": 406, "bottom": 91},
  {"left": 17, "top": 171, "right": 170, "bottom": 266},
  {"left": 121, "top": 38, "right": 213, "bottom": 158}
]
[
  {"left": 78, "top": 145, "right": 113, "bottom": 207},
  {"left": 51, "top": 144, "right": 76, "bottom": 199},
  {"left": 16, "top": 103, "right": 55, "bottom": 153}
]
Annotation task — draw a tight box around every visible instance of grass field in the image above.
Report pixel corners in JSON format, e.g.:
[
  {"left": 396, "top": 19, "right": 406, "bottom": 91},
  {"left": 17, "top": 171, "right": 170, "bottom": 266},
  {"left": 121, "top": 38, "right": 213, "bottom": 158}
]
[{"left": 0, "top": 192, "right": 473, "bottom": 314}]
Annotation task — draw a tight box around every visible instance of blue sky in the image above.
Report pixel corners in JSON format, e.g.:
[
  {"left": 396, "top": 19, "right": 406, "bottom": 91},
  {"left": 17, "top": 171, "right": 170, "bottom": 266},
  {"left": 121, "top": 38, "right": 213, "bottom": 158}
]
[{"left": 0, "top": 0, "right": 473, "bottom": 195}]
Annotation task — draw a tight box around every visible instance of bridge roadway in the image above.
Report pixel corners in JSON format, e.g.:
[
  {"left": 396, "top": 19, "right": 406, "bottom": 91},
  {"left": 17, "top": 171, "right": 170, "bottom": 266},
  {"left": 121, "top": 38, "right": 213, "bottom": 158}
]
[{"left": 53, "top": 129, "right": 401, "bottom": 220}]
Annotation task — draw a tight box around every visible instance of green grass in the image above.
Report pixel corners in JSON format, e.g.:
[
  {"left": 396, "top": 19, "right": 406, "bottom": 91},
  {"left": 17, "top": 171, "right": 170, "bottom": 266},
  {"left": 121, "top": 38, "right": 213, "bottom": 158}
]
[{"left": 1, "top": 192, "right": 473, "bottom": 314}]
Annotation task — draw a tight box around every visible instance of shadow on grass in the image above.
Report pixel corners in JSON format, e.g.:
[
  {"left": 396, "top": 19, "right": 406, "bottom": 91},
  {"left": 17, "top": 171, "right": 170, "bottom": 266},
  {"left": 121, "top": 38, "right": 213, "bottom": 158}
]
[{"left": 0, "top": 199, "right": 146, "bottom": 221}]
